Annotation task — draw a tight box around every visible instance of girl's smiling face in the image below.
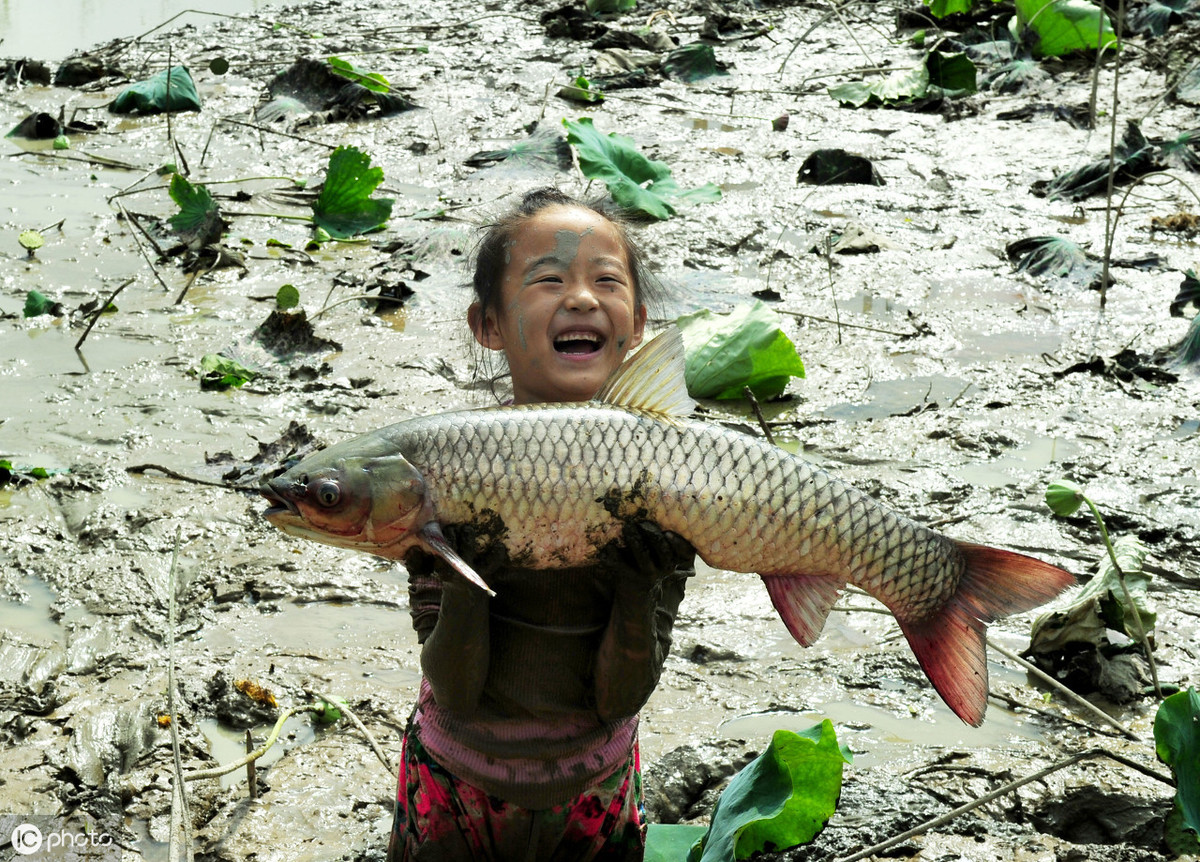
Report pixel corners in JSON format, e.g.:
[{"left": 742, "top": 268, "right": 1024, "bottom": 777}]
[{"left": 471, "top": 205, "right": 647, "bottom": 405}]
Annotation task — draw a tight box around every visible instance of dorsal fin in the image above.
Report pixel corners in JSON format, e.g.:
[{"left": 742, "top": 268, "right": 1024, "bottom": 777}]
[{"left": 594, "top": 326, "right": 696, "bottom": 418}]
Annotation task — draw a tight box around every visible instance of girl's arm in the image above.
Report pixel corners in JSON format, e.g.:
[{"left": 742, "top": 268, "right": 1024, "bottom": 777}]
[
  {"left": 594, "top": 523, "right": 694, "bottom": 722},
  {"left": 406, "top": 525, "right": 505, "bottom": 714},
  {"left": 420, "top": 575, "right": 490, "bottom": 713}
]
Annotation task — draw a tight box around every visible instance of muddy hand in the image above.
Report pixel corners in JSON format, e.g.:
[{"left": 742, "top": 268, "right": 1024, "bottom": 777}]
[{"left": 600, "top": 521, "right": 695, "bottom": 587}]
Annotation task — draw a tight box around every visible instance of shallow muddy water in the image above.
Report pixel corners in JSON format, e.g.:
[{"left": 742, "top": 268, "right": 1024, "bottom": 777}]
[
  {"left": 0, "top": 0, "right": 290, "bottom": 61},
  {"left": 2, "top": 0, "right": 1199, "bottom": 858}
]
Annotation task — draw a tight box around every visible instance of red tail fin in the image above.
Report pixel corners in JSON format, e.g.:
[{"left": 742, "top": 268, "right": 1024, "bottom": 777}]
[{"left": 898, "top": 542, "right": 1075, "bottom": 726}]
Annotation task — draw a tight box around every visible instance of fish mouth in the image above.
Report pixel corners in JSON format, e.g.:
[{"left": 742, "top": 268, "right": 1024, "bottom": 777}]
[
  {"left": 553, "top": 328, "right": 605, "bottom": 356},
  {"left": 260, "top": 480, "right": 300, "bottom": 519}
]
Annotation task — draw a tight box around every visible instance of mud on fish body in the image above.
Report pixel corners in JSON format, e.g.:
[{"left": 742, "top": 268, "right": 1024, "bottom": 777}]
[{"left": 261, "top": 327, "right": 1074, "bottom": 726}]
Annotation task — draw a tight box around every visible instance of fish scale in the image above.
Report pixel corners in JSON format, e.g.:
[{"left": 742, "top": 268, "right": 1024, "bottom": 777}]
[{"left": 262, "top": 327, "right": 1074, "bottom": 725}]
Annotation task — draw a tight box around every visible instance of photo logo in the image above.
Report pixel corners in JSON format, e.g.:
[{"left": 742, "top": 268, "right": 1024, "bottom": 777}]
[
  {"left": 11, "top": 823, "right": 43, "bottom": 855},
  {"left": 3, "top": 817, "right": 117, "bottom": 859}
]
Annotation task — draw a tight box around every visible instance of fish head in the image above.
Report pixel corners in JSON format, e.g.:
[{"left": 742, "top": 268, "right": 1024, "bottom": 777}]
[{"left": 261, "top": 447, "right": 429, "bottom": 557}]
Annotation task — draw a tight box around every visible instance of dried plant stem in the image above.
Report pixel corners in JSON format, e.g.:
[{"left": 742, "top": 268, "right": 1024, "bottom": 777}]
[
  {"left": 779, "top": 0, "right": 868, "bottom": 77},
  {"left": 167, "top": 527, "right": 194, "bottom": 862},
  {"left": 317, "top": 692, "right": 395, "bottom": 776},
  {"left": 183, "top": 704, "right": 324, "bottom": 782},
  {"left": 1078, "top": 495, "right": 1162, "bottom": 699},
  {"left": 11, "top": 149, "right": 139, "bottom": 170},
  {"left": 824, "top": 234, "right": 843, "bottom": 345},
  {"left": 111, "top": 9, "right": 243, "bottom": 60},
  {"left": 121, "top": 205, "right": 170, "bottom": 258},
  {"left": 246, "top": 731, "right": 257, "bottom": 800},
  {"left": 175, "top": 270, "right": 201, "bottom": 306},
  {"left": 835, "top": 747, "right": 1173, "bottom": 862},
  {"left": 75, "top": 277, "right": 136, "bottom": 351},
  {"left": 216, "top": 117, "right": 338, "bottom": 150},
  {"left": 126, "top": 463, "right": 246, "bottom": 489},
  {"left": 115, "top": 201, "right": 172, "bottom": 292},
  {"left": 1099, "top": 0, "right": 1126, "bottom": 310},
  {"left": 742, "top": 388, "right": 777, "bottom": 446},
  {"left": 312, "top": 293, "right": 406, "bottom": 319},
  {"left": 776, "top": 308, "right": 912, "bottom": 337},
  {"left": 986, "top": 638, "right": 1140, "bottom": 741}
]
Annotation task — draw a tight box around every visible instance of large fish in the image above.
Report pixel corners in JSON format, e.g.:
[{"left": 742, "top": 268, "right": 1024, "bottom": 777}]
[{"left": 262, "top": 328, "right": 1073, "bottom": 725}]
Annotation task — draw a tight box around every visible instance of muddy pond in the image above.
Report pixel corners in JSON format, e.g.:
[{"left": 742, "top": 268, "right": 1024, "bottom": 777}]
[{"left": 1, "top": 0, "right": 1198, "bottom": 858}]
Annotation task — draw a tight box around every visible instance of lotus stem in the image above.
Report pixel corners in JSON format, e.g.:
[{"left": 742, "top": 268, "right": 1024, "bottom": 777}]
[
  {"left": 1079, "top": 495, "right": 1162, "bottom": 698},
  {"left": 183, "top": 704, "right": 325, "bottom": 782}
]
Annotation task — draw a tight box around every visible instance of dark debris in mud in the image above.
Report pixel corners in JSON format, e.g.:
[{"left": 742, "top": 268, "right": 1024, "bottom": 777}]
[
  {"left": 260, "top": 57, "right": 420, "bottom": 126},
  {"left": 206, "top": 420, "right": 323, "bottom": 486},
  {"left": 1053, "top": 349, "right": 1180, "bottom": 388},
  {"left": 250, "top": 308, "right": 342, "bottom": 359},
  {"left": 644, "top": 738, "right": 760, "bottom": 824}
]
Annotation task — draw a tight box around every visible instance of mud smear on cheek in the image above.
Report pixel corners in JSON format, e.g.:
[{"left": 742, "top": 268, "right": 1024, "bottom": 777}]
[{"left": 506, "top": 301, "right": 529, "bottom": 351}]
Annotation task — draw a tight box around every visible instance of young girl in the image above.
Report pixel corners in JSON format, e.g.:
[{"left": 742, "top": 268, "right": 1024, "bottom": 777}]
[{"left": 387, "top": 188, "right": 696, "bottom": 861}]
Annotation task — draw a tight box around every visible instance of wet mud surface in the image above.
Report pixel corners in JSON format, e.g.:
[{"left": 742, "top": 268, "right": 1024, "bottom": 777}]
[{"left": 1, "top": 0, "right": 1199, "bottom": 858}]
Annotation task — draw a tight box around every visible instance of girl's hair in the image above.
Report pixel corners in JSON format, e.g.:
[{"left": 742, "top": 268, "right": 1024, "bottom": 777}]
[{"left": 470, "top": 187, "right": 664, "bottom": 328}]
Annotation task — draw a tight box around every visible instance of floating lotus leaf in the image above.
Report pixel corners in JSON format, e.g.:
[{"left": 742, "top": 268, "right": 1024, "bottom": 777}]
[
  {"left": 676, "top": 301, "right": 806, "bottom": 400},
  {"left": 563, "top": 117, "right": 721, "bottom": 220},
  {"left": 312, "top": 146, "right": 394, "bottom": 238},
  {"left": 110, "top": 65, "right": 201, "bottom": 114}
]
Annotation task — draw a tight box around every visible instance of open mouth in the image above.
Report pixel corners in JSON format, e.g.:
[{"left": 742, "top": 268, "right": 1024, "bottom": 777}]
[
  {"left": 554, "top": 330, "right": 604, "bottom": 356},
  {"left": 260, "top": 480, "right": 299, "bottom": 517}
]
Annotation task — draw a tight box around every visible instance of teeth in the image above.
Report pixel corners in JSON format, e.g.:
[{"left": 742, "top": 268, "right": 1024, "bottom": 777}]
[{"left": 554, "top": 331, "right": 601, "bottom": 345}]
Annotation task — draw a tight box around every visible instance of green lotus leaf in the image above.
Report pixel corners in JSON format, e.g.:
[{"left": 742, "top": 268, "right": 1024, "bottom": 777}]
[
  {"left": 312, "top": 145, "right": 395, "bottom": 238},
  {"left": 23, "top": 289, "right": 53, "bottom": 317},
  {"left": 168, "top": 174, "right": 225, "bottom": 248},
  {"left": 327, "top": 56, "right": 390, "bottom": 93},
  {"left": 19, "top": 230, "right": 44, "bottom": 253},
  {"left": 1157, "top": 128, "right": 1200, "bottom": 173},
  {"left": 1006, "top": 236, "right": 1102, "bottom": 288},
  {"left": 925, "top": 51, "right": 977, "bottom": 95},
  {"left": 662, "top": 43, "right": 728, "bottom": 83},
  {"left": 110, "top": 65, "right": 202, "bottom": 114},
  {"left": 1014, "top": 0, "right": 1118, "bottom": 58},
  {"left": 199, "top": 353, "right": 258, "bottom": 389},
  {"left": 689, "top": 723, "right": 851, "bottom": 861},
  {"left": 829, "top": 64, "right": 930, "bottom": 107},
  {"left": 676, "top": 300, "right": 806, "bottom": 401},
  {"left": 1155, "top": 688, "right": 1200, "bottom": 853},
  {"left": 586, "top": 0, "right": 637, "bottom": 13},
  {"left": 276, "top": 284, "right": 301, "bottom": 310},
  {"left": 563, "top": 117, "right": 720, "bottom": 220}
]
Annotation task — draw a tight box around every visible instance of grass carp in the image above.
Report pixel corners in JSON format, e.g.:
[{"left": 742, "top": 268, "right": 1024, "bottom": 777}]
[{"left": 262, "top": 328, "right": 1074, "bottom": 725}]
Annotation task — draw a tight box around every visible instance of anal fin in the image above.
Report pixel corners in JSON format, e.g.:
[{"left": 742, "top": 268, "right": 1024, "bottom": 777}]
[{"left": 760, "top": 574, "right": 845, "bottom": 647}]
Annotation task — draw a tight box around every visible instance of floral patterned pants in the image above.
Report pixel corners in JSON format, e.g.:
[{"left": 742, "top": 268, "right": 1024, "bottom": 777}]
[{"left": 386, "top": 726, "right": 647, "bottom": 862}]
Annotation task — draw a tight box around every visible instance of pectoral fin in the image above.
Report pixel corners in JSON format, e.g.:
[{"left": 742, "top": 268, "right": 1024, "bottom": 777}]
[{"left": 417, "top": 522, "right": 497, "bottom": 596}]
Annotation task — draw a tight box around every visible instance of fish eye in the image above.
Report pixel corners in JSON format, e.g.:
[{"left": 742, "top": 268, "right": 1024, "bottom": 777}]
[{"left": 315, "top": 481, "right": 341, "bottom": 507}]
